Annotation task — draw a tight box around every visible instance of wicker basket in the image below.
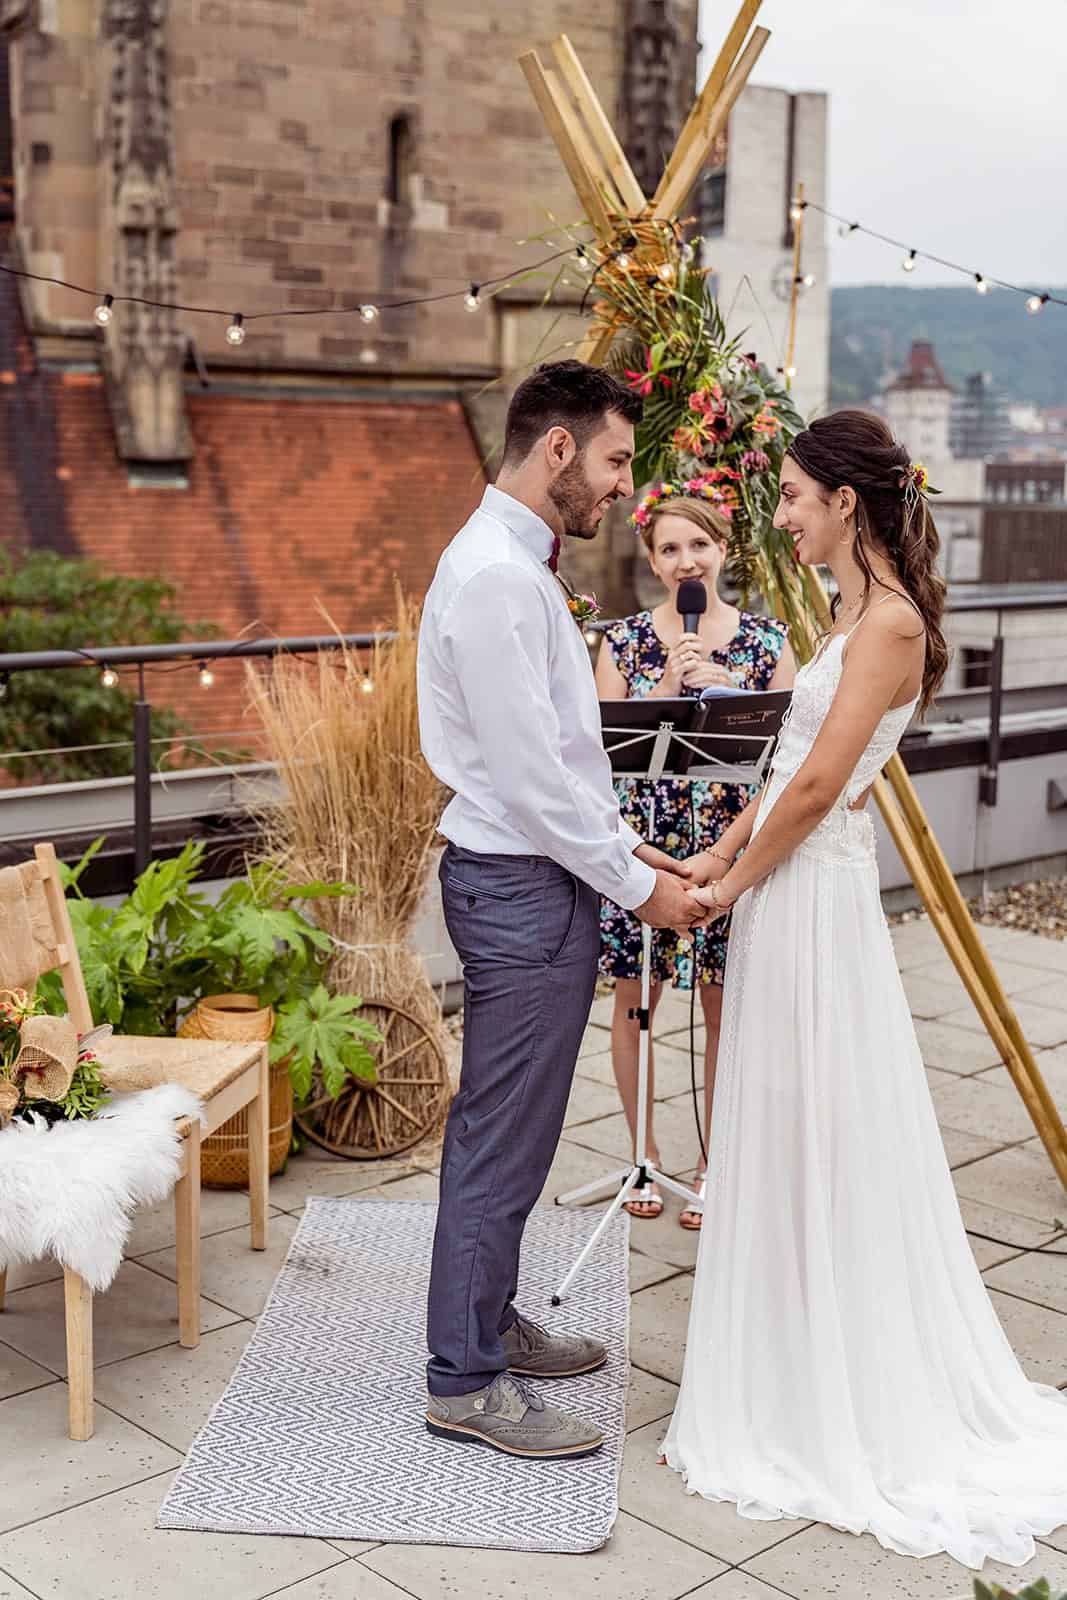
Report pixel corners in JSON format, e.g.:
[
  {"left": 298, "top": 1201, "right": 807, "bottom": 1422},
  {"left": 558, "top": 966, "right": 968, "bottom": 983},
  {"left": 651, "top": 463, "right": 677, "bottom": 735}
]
[{"left": 177, "top": 993, "right": 292, "bottom": 1189}]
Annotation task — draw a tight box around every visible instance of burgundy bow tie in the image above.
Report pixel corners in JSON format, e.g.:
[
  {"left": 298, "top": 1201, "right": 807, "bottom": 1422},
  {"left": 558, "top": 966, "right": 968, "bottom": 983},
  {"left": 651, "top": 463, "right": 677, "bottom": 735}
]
[{"left": 547, "top": 535, "right": 561, "bottom": 573}]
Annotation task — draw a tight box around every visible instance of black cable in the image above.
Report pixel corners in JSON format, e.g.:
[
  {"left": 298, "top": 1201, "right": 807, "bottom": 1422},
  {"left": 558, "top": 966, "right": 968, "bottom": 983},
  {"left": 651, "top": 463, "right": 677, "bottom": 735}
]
[{"left": 968, "top": 1232, "right": 1067, "bottom": 1257}]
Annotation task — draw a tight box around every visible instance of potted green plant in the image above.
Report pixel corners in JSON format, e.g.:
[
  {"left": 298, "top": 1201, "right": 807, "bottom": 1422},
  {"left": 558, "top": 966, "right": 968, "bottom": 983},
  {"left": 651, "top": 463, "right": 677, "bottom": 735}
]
[
  {"left": 37, "top": 840, "right": 381, "bottom": 1181},
  {"left": 975, "top": 1583, "right": 1066, "bottom": 1600}
]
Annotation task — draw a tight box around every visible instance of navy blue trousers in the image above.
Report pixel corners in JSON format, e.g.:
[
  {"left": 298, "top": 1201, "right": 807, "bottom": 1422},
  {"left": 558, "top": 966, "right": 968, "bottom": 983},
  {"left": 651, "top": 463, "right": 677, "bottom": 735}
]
[{"left": 426, "top": 843, "right": 599, "bottom": 1397}]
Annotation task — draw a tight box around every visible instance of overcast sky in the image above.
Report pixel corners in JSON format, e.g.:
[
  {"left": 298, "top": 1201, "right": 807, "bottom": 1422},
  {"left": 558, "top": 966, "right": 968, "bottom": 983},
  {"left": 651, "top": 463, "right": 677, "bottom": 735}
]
[{"left": 698, "top": 0, "right": 1067, "bottom": 290}]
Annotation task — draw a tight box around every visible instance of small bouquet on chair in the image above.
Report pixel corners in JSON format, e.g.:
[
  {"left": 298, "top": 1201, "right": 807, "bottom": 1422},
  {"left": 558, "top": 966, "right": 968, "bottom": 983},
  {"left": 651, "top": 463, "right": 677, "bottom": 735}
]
[{"left": 0, "top": 988, "right": 109, "bottom": 1127}]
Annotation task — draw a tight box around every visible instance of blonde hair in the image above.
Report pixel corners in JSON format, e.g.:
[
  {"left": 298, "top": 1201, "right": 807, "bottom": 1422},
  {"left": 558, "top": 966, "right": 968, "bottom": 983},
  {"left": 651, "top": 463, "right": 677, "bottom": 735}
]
[{"left": 641, "top": 496, "right": 731, "bottom": 553}]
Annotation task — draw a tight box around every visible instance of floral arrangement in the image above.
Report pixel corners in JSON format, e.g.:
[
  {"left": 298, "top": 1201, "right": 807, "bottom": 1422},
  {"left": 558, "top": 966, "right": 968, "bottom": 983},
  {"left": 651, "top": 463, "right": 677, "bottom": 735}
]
[
  {"left": 565, "top": 589, "right": 601, "bottom": 625},
  {"left": 0, "top": 988, "right": 108, "bottom": 1126},
  {"left": 562, "top": 219, "right": 813, "bottom": 639}
]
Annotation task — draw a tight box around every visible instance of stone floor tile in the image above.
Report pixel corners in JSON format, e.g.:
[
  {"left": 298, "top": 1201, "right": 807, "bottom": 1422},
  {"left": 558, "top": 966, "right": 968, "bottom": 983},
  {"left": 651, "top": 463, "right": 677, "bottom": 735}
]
[
  {"left": 939, "top": 999, "right": 1067, "bottom": 1050},
  {"left": 0, "top": 1386, "right": 179, "bottom": 1534},
  {"left": 0, "top": 1340, "right": 56, "bottom": 1402},
  {"left": 987, "top": 1287, "right": 1067, "bottom": 1387},
  {"left": 577, "top": 1038, "right": 704, "bottom": 1102},
  {"left": 570, "top": 1099, "right": 706, "bottom": 1180},
  {"left": 266, "top": 1151, "right": 422, "bottom": 1212},
  {"left": 1042, "top": 1523, "right": 1067, "bottom": 1554},
  {"left": 687, "top": 1574, "right": 801, "bottom": 1599},
  {"left": 932, "top": 1074, "right": 1046, "bottom": 1146},
  {"left": 985, "top": 1247, "right": 1067, "bottom": 1316},
  {"left": 939, "top": 1127, "right": 1004, "bottom": 1170},
  {"left": 125, "top": 1188, "right": 285, "bottom": 1258},
  {"left": 0, "top": 1474, "right": 342, "bottom": 1600},
  {"left": 0, "top": 1258, "right": 63, "bottom": 1293},
  {"left": 322, "top": 1540, "right": 384, "bottom": 1557},
  {"left": 259, "top": 1564, "right": 413, "bottom": 1599},
  {"left": 92, "top": 1320, "right": 252, "bottom": 1452},
  {"left": 577, "top": 1022, "right": 613, "bottom": 1062},
  {"left": 621, "top": 1420, "right": 811, "bottom": 1565},
  {"left": 953, "top": 1145, "right": 1067, "bottom": 1226},
  {"left": 980, "top": 1048, "right": 1067, "bottom": 1113},
  {"left": 629, "top": 1186, "right": 704, "bottom": 1271},
  {"left": 655, "top": 1022, "right": 708, "bottom": 1057},
  {"left": 587, "top": 993, "right": 617, "bottom": 1029},
  {"left": 958, "top": 1195, "right": 1066, "bottom": 1251},
  {"left": 900, "top": 970, "right": 971, "bottom": 1020},
  {"left": 629, "top": 1274, "right": 694, "bottom": 1386},
  {"left": 969, "top": 1236, "right": 1026, "bottom": 1272},
  {"left": 627, "top": 1364, "right": 680, "bottom": 1433},
  {"left": 913, "top": 1019, "right": 1004, "bottom": 1076},
  {"left": 629, "top": 1249, "right": 687, "bottom": 1293},
  {"left": 0, "top": 1570, "right": 41, "bottom": 1599},
  {"left": 974, "top": 926, "right": 1067, "bottom": 973},
  {"left": 138, "top": 1213, "right": 299, "bottom": 1320},
  {"left": 891, "top": 920, "right": 965, "bottom": 970},
  {"left": 0, "top": 1259, "right": 240, "bottom": 1377},
  {"left": 563, "top": 1075, "right": 628, "bottom": 1130},
  {"left": 539, "top": 1137, "right": 630, "bottom": 1211},
  {"left": 1009, "top": 969, "right": 1067, "bottom": 1007},
  {"left": 360, "top": 1509, "right": 727, "bottom": 1599},
  {"left": 355, "top": 1170, "right": 442, "bottom": 1205},
  {"left": 745, "top": 1520, "right": 1067, "bottom": 1597}
]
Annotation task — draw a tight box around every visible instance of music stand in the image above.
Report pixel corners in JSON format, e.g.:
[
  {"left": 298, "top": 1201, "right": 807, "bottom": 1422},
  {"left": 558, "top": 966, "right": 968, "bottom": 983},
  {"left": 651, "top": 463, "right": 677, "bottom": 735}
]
[{"left": 550, "top": 688, "right": 790, "bottom": 1305}]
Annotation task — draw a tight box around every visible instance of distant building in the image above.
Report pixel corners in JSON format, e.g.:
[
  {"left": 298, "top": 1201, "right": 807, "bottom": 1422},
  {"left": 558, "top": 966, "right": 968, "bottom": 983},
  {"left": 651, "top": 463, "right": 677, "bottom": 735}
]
[
  {"left": 883, "top": 340, "right": 953, "bottom": 460},
  {"left": 951, "top": 371, "right": 1013, "bottom": 460}
]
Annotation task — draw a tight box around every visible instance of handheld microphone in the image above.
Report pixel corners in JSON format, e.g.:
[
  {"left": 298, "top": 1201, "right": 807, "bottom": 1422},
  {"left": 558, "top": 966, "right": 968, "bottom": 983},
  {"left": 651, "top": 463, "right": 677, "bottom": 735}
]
[{"left": 677, "top": 578, "right": 707, "bottom": 636}]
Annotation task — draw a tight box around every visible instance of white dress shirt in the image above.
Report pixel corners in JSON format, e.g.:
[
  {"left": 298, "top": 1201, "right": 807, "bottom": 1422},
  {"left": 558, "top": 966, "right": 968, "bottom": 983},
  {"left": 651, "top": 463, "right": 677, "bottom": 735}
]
[{"left": 418, "top": 485, "right": 656, "bottom": 911}]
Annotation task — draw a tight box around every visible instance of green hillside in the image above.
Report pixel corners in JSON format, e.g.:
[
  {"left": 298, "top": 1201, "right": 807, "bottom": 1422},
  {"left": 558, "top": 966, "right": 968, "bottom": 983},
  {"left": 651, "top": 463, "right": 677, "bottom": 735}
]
[{"left": 830, "top": 285, "right": 1067, "bottom": 410}]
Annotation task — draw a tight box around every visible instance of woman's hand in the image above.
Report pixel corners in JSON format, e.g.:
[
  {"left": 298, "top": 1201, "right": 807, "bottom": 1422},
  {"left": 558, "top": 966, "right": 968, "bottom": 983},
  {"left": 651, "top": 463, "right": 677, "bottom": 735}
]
[
  {"left": 681, "top": 660, "right": 739, "bottom": 692},
  {"left": 686, "top": 881, "right": 735, "bottom": 922},
  {"left": 677, "top": 850, "right": 730, "bottom": 888},
  {"left": 661, "top": 632, "right": 702, "bottom": 694}
]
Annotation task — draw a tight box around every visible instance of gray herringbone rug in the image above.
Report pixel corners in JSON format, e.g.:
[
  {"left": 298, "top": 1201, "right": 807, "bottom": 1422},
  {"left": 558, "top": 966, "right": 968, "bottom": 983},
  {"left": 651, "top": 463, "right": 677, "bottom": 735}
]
[{"left": 157, "top": 1195, "right": 631, "bottom": 1552}]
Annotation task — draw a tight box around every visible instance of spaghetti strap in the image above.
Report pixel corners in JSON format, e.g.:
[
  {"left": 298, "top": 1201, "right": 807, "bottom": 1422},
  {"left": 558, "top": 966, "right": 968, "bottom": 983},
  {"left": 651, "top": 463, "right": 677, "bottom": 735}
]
[{"left": 845, "top": 589, "right": 924, "bottom": 644}]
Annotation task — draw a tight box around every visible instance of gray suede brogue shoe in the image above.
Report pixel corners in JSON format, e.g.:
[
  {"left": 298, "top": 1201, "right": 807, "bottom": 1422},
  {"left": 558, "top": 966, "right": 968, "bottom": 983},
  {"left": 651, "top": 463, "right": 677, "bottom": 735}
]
[
  {"left": 501, "top": 1311, "right": 607, "bottom": 1379},
  {"left": 425, "top": 1372, "right": 603, "bottom": 1459}
]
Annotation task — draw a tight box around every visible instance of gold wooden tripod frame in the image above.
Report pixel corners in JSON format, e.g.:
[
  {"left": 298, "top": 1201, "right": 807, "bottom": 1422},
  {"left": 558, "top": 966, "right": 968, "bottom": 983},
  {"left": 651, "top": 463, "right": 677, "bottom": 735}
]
[{"left": 519, "top": 7, "right": 1067, "bottom": 1192}]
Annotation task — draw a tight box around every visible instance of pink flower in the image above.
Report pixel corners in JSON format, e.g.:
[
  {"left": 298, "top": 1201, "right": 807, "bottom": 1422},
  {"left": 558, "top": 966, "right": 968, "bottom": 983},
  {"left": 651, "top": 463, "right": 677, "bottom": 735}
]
[{"left": 741, "top": 449, "right": 771, "bottom": 472}]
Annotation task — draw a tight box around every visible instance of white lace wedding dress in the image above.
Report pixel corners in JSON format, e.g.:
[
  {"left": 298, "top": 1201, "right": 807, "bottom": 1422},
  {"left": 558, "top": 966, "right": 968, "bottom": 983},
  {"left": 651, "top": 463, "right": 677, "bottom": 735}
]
[{"left": 662, "top": 617, "right": 1067, "bottom": 1570}]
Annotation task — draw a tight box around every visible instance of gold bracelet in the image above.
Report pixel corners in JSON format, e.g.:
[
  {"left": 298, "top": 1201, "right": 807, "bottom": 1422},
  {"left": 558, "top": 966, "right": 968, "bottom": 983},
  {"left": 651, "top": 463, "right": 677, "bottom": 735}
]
[{"left": 708, "top": 850, "right": 733, "bottom": 867}]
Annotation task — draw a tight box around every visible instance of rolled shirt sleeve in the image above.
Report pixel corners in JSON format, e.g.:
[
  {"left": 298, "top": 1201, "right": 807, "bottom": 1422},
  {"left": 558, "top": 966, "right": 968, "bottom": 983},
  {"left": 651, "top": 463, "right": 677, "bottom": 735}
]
[{"left": 440, "top": 565, "right": 656, "bottom": 909}]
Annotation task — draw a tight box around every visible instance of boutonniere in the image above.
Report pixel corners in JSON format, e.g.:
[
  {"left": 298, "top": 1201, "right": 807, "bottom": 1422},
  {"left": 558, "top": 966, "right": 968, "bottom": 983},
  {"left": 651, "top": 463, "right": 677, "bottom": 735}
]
[{"left": 552, "top": 568, "right": 601, "bottom": 627}]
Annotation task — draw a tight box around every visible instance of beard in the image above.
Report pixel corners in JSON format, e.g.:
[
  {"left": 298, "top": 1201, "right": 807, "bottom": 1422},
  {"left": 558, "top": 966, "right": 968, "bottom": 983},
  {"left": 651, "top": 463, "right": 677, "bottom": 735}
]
[{"left": 547, "top": 455, "right": 607, "bottom": 540}]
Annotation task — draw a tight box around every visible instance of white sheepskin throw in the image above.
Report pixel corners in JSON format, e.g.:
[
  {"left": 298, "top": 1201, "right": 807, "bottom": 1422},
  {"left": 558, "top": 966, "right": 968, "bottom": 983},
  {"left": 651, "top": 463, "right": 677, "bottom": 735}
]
[{"left": 0, "top": 1085, "right": 202, "bottom": 1293}]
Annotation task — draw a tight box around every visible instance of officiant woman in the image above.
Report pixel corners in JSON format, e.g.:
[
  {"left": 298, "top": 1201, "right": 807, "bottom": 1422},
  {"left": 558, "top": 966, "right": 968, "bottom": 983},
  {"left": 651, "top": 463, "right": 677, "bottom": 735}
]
[{"left": 594, "top": 490, "right": 795, "bottom": 1227}]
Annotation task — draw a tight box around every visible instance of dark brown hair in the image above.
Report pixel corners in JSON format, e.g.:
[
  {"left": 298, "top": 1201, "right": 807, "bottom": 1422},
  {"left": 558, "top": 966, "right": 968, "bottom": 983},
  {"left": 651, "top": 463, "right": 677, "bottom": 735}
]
[
  {"left": 641, "top": 496, "right": 731, "bottom": 553},
  {"left": 787, "top": 409, "right": 948, "bottom": 714},
  {"left": 502, "top": 360, "right": 644, "bottom": 467}
]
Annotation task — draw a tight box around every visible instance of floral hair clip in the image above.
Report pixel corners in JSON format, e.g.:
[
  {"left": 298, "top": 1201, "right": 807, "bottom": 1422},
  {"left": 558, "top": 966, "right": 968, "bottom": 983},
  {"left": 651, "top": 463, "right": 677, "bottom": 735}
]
[{"left": 899, "top": 460, "right": 940, "bottom": 542}]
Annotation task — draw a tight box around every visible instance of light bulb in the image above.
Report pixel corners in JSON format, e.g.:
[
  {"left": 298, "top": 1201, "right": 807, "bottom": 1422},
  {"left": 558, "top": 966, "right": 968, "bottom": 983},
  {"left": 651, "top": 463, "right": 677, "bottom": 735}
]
[
  {"left": 838, "top": 221, "right": 858, "bottom": 238},
  {"left": 975, "top": 274, "right": 989, "bottom": 294},
  {"left": 574, "top": 247, "right": 593, "bottom": 272},
  {"left": 616, "top": 252, "right": 630, "bottom": 271},
  {"left": 361, "top": 678, "right": 374, "bottom": 694},
  {"left": 93, "top": 294, "right": 114, "bottom": 327},
  {"left": 784, "top": 364, "right": 797, "bottom": 379},
  {"left": 100, "top": 666, "right": 118, "bottom": 689},
  {"left": 802, "top": 273, "right": 815, "bottom": 288},
  {"left": 359, "top": 303, "right": 379, "bottom": 323},
  {"left": 464, "top": 284, "right": 481, "bottom": 312},
  {"left": 198, "top": 662, "right": 214, "bottom": 689},
  {"left": 789, "top": 200, "right": 804, "bottom": 222},
  {"left": 902, "top": 250, "right": 917, "bottom": 272},
  {"left": 657, "top": 261, "right": 675, "bottom": 281},
  {"left": 225, "top": 314, "right": 245, "bottom": 345},
  {"left": 359, "top": 347, "right": 379, "bottom": 365},
  {"left": 1026, "top": 294, "right": 1045, "bottom": 314}
]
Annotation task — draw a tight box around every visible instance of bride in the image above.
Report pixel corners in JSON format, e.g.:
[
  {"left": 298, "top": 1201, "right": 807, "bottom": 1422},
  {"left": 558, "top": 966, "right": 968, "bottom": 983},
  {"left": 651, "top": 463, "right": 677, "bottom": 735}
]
[{"left": 663, "top": 409, "right": 1067, "bottom": 1569}]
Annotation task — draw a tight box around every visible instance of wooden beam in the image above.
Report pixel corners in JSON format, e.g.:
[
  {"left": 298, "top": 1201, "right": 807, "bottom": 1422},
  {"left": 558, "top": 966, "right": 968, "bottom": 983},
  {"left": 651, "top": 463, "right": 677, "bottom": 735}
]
[
  {"left": 519, "top": 50, "right": 614, "bottom": 240},
  {"left": 549, "top": 35, "right": 647, "bottom": 215},
  {"left": 544, "top": 64, "right": 623, "bottom": 219},
  {"left": 654, "top": 25, "right": 770, "bottom": 221},
  {"left": 783, "top": 180, "right": 805, "bottom": 387},
  {"left": 653, "top": 0, "right": 764, "bottom": 207}
]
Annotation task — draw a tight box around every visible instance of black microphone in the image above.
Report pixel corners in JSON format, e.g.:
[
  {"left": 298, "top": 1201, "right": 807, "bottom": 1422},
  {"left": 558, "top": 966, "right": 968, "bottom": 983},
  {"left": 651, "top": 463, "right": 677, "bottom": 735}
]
[{"left": 677, "top": 578, "right": 707, "bottom": 636}]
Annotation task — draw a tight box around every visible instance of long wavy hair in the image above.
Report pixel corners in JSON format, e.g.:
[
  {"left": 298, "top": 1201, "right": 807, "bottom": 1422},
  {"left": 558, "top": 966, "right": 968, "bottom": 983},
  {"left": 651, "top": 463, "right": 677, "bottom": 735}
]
[{"left": 787, "top": 409, "right": 949, "bottom": 715}]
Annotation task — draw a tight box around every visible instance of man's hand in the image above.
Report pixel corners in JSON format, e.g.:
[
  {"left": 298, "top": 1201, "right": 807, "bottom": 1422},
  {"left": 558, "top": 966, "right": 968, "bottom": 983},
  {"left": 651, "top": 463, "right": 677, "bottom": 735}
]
[{"left": 635, "top": 868, "right": 711, "bottom": 930}]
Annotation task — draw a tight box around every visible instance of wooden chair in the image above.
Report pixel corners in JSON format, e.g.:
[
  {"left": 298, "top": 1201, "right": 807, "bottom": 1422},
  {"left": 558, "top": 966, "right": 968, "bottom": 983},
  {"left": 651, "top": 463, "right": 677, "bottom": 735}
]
[{"left": 0, "top": 842, "right": 269, "bottom": 1441}]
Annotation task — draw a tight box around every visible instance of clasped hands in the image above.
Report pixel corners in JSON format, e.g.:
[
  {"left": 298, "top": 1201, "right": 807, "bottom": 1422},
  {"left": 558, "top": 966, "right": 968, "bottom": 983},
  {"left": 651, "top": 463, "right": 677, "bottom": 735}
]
[{"left": 636, "top": 847, "right": 737, "bottom": 934}]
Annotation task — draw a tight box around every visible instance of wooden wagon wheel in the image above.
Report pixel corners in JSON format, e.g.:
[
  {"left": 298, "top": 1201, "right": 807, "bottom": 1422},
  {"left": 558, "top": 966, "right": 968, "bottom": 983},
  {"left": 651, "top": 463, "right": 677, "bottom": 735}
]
[{"left": 293, "top": 998, "right": 451, "bottom": 1160}]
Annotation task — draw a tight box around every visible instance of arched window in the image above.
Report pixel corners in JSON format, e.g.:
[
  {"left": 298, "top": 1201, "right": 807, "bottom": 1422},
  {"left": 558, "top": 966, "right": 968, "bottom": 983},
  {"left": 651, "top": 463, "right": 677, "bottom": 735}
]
[{"left": 387, "top": 113, "right": 414, "bottom": 208}]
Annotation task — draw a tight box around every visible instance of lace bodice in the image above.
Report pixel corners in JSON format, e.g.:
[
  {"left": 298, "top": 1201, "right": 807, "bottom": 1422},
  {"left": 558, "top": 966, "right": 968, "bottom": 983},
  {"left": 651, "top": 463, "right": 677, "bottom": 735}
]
[{"left": 771, "top": 631, "right": 918, "bottom": 807}]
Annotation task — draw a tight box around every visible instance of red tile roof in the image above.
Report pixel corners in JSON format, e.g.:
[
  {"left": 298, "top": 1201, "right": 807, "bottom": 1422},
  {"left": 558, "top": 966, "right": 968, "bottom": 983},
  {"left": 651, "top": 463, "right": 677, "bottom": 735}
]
[{"left": 886, "top": 339, "right": 951, "bottom": 393}]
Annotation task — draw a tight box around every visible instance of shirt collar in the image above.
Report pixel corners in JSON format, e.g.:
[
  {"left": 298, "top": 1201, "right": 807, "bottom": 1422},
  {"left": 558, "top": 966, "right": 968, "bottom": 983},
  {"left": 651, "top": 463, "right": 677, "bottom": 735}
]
[{"left": 480, "top": 484, "right": 556, "bottom": 564}]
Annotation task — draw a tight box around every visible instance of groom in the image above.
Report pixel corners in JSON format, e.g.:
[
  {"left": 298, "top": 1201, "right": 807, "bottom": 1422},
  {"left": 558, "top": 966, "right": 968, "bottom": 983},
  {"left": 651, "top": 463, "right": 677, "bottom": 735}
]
[{"left": 417, "top": 360, "right": 703, "bottom": 1460}]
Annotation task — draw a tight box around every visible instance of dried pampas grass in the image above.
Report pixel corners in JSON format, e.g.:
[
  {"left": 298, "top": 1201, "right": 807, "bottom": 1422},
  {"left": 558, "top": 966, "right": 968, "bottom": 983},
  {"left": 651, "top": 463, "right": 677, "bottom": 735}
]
[{"left": 247, "top": 590, "right": 452, "bottom": 1158}]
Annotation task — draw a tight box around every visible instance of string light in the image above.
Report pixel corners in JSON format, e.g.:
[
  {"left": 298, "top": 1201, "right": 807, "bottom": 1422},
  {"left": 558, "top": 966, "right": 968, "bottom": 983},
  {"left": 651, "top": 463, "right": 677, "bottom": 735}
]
[
  {"left": 616, "top": 252, "right": 631, "bottom": 271},
  {"left": 359, "top": 303, "right": 379, "bottom": 323},
  {"left": 838, "top": 221, "right": 859, "bottom": 238},
  {"left": 198, "top": 661, "right": 215, "bottom": 688},
  {"left": 100, "top": 665, "right": 119, "bottom": 688},
  {"left": 656, "top": 261, "right": 675, "bottom": 281},
  {"left": 93, "top": 293, "right": 114, "bottom": 327},
  {"left": 902, "top": 250, "right": 917, "bottom": 272},
  {"left": 225, "top": 314, "right": 245, "bottom": 345},
  {"left": 789, "top": 199, "right": 805, "bottom": 222},
  {"left": 796, "top": 273, "right": 816, "bottom": 288},
  {"left": 360, "top": 678, "right": 374, "bottom": 695},
  {"left": 1027, "top": 294, "right": 1048, "bottom": 314},
  {"left": 975, "top": 274, "right": 990, "bottom": 295},
  {"left": 463, "top": 283, "right": 482, "bottom": 312},
  {"left": 574, "top": 245, "right": 593, "bottom": 272},
  {"left": 784, "top": 364, "right": 797, "bottom": 379}
]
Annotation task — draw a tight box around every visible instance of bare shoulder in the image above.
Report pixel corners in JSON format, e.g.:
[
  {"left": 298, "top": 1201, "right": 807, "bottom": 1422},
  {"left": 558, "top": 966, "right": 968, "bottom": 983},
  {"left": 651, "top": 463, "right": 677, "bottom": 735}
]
[{"left": 867, "top": 590, "right": 926, "bottom": 643}]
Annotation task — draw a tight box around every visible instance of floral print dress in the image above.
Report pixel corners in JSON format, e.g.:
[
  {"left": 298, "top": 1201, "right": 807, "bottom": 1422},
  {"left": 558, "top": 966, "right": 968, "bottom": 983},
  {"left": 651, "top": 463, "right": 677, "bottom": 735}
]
[{"left": 599, "top": 609, "right": 788, "bottom": 988}]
